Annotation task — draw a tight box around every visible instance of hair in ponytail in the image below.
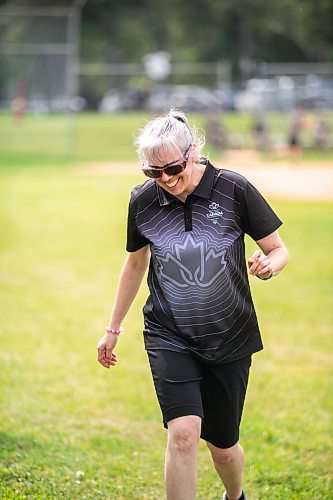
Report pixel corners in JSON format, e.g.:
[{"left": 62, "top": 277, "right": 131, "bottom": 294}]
[{"left": 135, "top": 108, "right": 205, "bottom": 167}]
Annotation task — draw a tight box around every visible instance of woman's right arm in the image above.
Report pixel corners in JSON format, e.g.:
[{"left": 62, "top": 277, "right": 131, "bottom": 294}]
[{"left": 97, "top": 245, "right": 150, "bottom": 369}]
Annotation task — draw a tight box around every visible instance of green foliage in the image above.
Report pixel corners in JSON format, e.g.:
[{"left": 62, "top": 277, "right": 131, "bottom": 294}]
[
  {"left": 1, "top": 0, "right": 332, "bottom": 123},
  {"left": 80, "top": 0, "right": 333, "bottom": 70},
  {"left": 0, "top": 157, "right": 332, "bottom": 498}
]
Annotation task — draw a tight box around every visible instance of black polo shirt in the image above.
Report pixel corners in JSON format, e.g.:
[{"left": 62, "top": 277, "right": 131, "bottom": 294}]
[{"left": 126, "top": 160, "right": 282, "bottom": 364}]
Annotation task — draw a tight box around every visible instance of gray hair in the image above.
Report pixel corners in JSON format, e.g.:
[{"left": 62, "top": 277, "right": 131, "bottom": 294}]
[{"left": 135, "top": 109, "right": 205, "bottom": 167}]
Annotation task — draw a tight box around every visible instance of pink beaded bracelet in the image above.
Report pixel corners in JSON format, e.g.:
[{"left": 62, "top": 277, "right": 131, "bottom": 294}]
[{"left": 105, "top": 326, "right": 123, "bottom": 335}]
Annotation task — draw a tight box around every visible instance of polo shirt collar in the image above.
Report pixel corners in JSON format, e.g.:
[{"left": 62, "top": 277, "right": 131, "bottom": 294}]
[{"left": 157, "top": 160, "right": 215, "bottom": 206}]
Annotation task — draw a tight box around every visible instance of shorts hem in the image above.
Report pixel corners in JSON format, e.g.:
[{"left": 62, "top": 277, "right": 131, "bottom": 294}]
[
  {"left": 163, "top": 405, "right": 203, "bottom": 428},
  {"left": 201, "top": 432, "right": 240, "bottom": 449}
]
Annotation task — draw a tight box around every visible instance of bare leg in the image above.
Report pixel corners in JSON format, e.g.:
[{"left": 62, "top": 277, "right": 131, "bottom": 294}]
[
  {"left": 165, "top": 415, "right": 201, "bottom": 500},
  {"left": 206, "top": 441, "right": 244, "bottom": 500}
]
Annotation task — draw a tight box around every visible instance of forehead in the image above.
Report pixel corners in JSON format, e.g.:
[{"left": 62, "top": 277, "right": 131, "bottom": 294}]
[{"left": 146, "top": 143, "right": 183, "bottom": 165}]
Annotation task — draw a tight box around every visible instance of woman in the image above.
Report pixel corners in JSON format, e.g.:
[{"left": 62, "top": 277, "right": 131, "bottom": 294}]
[{"left": 97, "top": 110, "right": 289, "bottom": 500}]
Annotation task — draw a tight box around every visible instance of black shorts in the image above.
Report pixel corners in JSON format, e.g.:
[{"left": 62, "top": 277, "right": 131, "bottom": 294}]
[{"left": 147, "top": 349, "right": 252, "bottom": 449}]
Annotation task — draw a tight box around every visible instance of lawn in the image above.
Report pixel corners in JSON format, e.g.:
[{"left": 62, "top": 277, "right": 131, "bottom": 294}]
[
  {"left": 1, "top": 111, "right": 333, "bottom": 163},
  {"left": 0, "top": 157, "right": 332, "bottom": 499}
]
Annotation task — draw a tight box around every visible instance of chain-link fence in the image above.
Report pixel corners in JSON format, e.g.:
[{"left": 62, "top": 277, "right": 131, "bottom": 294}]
[
  {"left": 0, "top": 3, "right": 85, "bottom": 156},
  {"left": 0, "top": 3, "right": 332, "bottom": 159}
]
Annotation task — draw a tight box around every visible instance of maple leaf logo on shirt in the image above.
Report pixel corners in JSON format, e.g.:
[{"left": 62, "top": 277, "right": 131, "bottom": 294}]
[{"left": 155, "top": 234, "right": 227, "bottom": 288}]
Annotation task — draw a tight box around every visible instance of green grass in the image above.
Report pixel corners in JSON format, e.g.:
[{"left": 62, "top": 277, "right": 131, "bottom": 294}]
[
  {"left": 1, "top": 111, "right": 333, "bottom": 163},
  {"left": 0, "top": 161, "right": 332, "bottom": 499}
]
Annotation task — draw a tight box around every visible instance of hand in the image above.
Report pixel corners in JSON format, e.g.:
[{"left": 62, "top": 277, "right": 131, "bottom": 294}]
[
  {"left": 97, "top": 333, "right": 118, "bottom": 369},
  {"left": 248, "top": 250, "right": 273, "bottom": 279}
]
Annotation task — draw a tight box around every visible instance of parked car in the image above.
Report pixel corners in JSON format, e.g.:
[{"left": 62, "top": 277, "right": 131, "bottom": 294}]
[
  {"left": 23, "top": 94, "right": 86, "bottom": 114},
  {"left": 146, "top": 84, "right": 219, "bottom": 112},
  {"left": 214, "top": 83, "right": 236, "bottom": 111},
  {"left": 234, "top": 78, "right": 279, "bottom": 112},
  {"left": 171, "top": 85, "right": 218, "bottom": 111},
  {"left": 295, "top": 75, "right": 333, "bottom": 109},
  {"left": 98, "top": 89, "right": 122, "bottom": 113},
  {"left": 145, "top": 84, "right": 172, "bottom": 112},
  {"left": 234, "top": 75, "right": 333, "bottom": 112},
  {"left": 99, "top": 88, "right": 147, "bottom": 113},
  {"left": 26, "top": 94, "right": 50, "bottom": 115},
  {"left": 273, "top": 76, "right": 295, "bottom": 111},
  {"left": 49, "top": 95, "right": 86, "bottom": 113}
]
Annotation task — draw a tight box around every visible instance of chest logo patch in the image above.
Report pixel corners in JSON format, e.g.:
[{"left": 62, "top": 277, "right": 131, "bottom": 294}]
[
  {"left": 155, "top": 234, "right": 227, "bottom": 288},
  {"left": 207, "top": 202, "right": 224, "bottom": 224}
]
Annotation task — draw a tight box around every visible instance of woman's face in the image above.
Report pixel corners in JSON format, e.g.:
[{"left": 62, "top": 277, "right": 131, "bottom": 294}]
[{"left": 147, "top": 144, "right": 198, "bottom": 198}]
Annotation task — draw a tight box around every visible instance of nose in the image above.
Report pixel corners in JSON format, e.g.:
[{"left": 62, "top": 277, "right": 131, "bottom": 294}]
[{"left": 160, "top": 170, "right": 173, "bottom": 182}]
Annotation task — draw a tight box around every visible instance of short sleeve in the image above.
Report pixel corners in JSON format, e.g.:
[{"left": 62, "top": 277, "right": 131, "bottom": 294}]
[
  {"left": 238, "top": 181, "right": 283, "bottom": 240},
  {"left": 126, "top": 202, "right": 150, "bottom": 252}
]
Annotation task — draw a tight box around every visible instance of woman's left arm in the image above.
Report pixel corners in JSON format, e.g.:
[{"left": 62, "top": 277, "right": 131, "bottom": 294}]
[{"left": 248, "top": 230, "right": 289, "bottom": 279}]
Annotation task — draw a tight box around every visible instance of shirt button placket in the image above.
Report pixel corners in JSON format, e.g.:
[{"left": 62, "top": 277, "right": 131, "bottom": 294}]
[{"left": 184, "top": 204, "right": 192, "bottom": 232}]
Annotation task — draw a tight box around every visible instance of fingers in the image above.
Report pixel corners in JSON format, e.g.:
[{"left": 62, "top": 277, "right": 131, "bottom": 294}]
[
  {"left": 97, "top": 344, "right": 118, "bottom": 369},
  {"left": 98, "top": 349, "right": 117, "bottom": 369},
  {"left": 257, "top": 263, "right": 272, "bottom": 277},
  {"left": 248, "top": 251, "right": 272, "bottom": 277},
  {"left": 248, "top": 250, "right": 261, "bottom": 268},
  {"left": 248, "top": 250, "right": 263, "bottom": 273},
  {"left": 106, "top": 346, "right": 114, "bottom": 360},
  {"left": 97, "top": 333, "right": 119, "bottom": 369}
]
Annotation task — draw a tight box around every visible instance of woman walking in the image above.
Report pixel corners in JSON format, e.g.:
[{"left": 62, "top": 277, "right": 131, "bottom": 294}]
[{"left": 97, "top": 110, "right": 289, "bottom": 500}]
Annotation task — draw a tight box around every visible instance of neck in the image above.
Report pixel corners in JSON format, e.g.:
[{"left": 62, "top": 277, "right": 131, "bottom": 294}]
[{"left": 180, "top": 162, "right": 206, "bottom": 201}]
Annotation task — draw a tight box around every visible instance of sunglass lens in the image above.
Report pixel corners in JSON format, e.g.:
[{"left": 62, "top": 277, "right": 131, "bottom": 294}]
[
  {"left": 165, "top": 164, "right": 183, "bottom": 176},
  {"left": 144, "top": 169, "right": 161, "bottom": 178}
]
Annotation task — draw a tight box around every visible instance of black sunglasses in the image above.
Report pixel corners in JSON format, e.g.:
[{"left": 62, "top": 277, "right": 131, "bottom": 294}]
[{"left": 142, "top": 144, "right": 191, "bottom": 179}]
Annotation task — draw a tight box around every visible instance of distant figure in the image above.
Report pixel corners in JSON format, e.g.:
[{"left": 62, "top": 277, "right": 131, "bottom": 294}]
[
  {"left": 11, "top": 76, "right": 28, "bottom": 124},
  {"left": 11, "top": 97, "right": 27, "bottom": 123},
  {"left": 313, "top": 113, "right": 330, "bottom": 150},
  {"left": 288, "top": 109, "right": 306, "bottom": 161},
  {"left": 251, "top": 114, "right": 269, "bottom": 151},
  {"left": 205, "top": 112, "right": 228, "bottom": 153}
]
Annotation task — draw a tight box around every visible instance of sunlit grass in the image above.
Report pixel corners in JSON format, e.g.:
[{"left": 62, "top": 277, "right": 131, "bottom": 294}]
[
  {"left": 0, "top": 164, "right": 332, "bottom": 498},
  {"left": 1, "top": 111, "right": 333, "bottom": 163}
]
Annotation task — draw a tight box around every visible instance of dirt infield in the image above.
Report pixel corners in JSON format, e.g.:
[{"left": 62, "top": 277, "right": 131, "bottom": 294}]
[{"left": 81, "top": 150, "right": 333, "bottom": 201}]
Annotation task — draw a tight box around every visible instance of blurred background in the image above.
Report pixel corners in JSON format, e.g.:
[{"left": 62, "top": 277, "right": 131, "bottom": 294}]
[
  {"left": 0, "top": 0, "right": 333, "bottom": 159},
  {"left": 0, "top": 1, "right": 332, "bottom": 499}
]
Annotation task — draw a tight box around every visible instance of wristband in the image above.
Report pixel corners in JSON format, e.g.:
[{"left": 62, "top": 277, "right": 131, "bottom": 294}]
[
  {"left": 105, "top": 326, "right": 123, "bottom": 335},
  {"left": 256, "top": 273, "right": 273, "bottom": 281}
]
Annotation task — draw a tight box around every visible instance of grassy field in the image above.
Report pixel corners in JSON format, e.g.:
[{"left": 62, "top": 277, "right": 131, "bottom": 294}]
[
  {"left": 0, "top": 109, "right": 333, "bottom": 498},
  {"left": 0, "top": 154, "right": 332, "bottom": 499},
  {"left": 1, "top": 111, "right": 333, "bottom": 163}
]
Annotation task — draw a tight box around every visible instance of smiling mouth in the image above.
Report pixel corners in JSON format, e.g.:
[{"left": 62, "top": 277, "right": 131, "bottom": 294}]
[{"left": 165, "top": 178, "right": 179, "bottom": 188}]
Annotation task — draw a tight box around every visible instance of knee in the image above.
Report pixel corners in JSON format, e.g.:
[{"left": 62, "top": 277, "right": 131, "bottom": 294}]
[
  {"left": 207, "top": 442, "right": 242, "bottom": 465},
  {"left": 168, "top": 416, "right": 201, "bottom": 456}
]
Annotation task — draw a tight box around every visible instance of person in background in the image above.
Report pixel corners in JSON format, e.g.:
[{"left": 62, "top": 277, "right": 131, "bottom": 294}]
[
  {"left": 287, "top": 108, "right": 307, "bottom": 161},
  {"left": 205, "top": 110, "right": 228, "bottom": 154},
  {"left": 313, "top": 112, "right": 330, "bottom": 150},
  {"left": 251, "top": 113, "right": 270, "bottom": 152},
  {"left": 97, "top": 110, "right": 289, "bottom": 500}
]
